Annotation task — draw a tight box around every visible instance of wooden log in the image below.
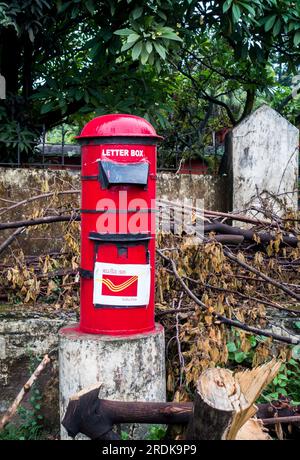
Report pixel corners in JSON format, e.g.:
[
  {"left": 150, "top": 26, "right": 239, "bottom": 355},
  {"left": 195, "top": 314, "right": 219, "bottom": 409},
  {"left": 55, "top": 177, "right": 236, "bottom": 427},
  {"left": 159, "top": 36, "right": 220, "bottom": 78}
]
[
  {"left": 205, "top": 222, "right": 298, "bottom": 247},
  {"left": 185, "top": 368, "right": 249, "bottom": 440},
  {"left": 62, "top": 360, "right": 294, "bottom": 441},
  {"left": 185, "top": 360, "right": 281, "bottom": 440},
  {"left": 62, "top": 386, "right": 193, "bottom": 439}
]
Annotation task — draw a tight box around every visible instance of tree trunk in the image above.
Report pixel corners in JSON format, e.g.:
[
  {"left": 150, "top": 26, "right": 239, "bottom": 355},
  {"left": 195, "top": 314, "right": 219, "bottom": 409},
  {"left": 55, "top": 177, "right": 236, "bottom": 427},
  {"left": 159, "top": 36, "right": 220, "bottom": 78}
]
[
  {"left": 185, "top": 368, "right": 248, "bottom": 440},
  {"left": 0, "top": 28, "right": 20, "bottom": 94}
]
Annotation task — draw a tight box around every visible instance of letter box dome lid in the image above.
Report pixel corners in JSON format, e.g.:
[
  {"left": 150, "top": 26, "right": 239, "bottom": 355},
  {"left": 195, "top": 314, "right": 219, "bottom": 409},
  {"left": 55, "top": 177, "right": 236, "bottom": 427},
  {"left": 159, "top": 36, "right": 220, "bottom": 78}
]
[{"left": 76, "top": 114, "right": 162, "bottom": 140}]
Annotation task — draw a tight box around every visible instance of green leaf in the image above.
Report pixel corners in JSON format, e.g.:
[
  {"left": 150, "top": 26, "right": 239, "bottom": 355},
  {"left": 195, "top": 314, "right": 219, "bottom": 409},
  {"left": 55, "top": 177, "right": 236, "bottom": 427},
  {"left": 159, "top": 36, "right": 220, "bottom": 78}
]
[
  {"left": 40, "top": 102, "right": 54, "bottom": 114},
  {"left": 28, "top": 28, "right": 34, "bottom": 42},
  {"left": 127, "top": 33, "right": 140, "bottom": 43},
  {"left": 157, "top": 10, "right": 167, "bottom": 21},
  {"left": 148, "top": 51, "right": 154, "bottom": 65},
  {"left": 239, "top": 2, "right": 255, "bottom": 15},
  {"left": 145, "top": 41, "right": 153, "bottom": 54},
  {"left": 264, "top": 15, "right": 277, "bottom": 32},
  {"left": 160, "top": 31, "right": 182, "bottom": 42},
  {"left": 132, "top": 6, "right": 143, "bottom": 20},
  {"left": 57, "top": 0, "right": 72, "bottom": 13},
  {"left": 227, "top": 342, "right": 237, "bottom": 352},
  {"left": 292, "top": 345, "right": 300, "bottom": 360},
  {"left": 223, "top": 0, "right": 233, "bottom": 13},
  {"left": 155, "top": 60, "right": 161, "bottom": 73},
  {"left": 290, "top": 401, "right": 300, "bottom": 406},
  {"left": 140, "top": 44, "right": 149, "bottom": 65},
  {"left": 273, "top": 18, "right": 281, "bottom": 36},
  {"left": 85, "top": 0, "right": 95, "bottom": 14},
  {"left": 294, "top": 321, "right": 300, "bottom": 329},
  {"left": 234, "top": 351, "right": 246, "bottom": 363},
  {"left": 114, "top": 28, "right": 134, "bottom": 36},
  {"left": 132, "top": 41, "right": 142, "bottom": 60},
  {"left": 232, "top": 4, "right": 241, "bottom": 22},
  {"left": 294, "top": 30, "right": 300, "bottom": 46},
  {"left": 121, "top": 41, "right": 135, "bottom": 52},
  {"left": 153, "top": 42, "right": 166, "bottom": 60}
]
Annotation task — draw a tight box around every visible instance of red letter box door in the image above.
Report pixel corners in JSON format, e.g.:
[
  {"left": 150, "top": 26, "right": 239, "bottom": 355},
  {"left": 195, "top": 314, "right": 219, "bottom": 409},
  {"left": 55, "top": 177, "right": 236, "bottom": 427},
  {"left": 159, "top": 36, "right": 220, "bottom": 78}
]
[{"left": 89, "top": 233, "right": 151, "bottom": 309}]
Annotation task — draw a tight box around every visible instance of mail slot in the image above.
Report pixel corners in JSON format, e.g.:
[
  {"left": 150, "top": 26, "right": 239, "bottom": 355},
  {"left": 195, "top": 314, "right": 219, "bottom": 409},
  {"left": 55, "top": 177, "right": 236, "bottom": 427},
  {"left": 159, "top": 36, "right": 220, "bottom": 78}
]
[{"left": 76, "top": 114, "right": 162, "bottom": 335}]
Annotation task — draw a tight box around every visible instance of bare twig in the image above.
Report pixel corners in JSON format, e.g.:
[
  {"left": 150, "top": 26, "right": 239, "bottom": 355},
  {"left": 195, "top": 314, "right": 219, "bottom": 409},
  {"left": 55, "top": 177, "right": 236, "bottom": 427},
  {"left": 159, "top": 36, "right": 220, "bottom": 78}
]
[
  {"left": 0, "top": 214, "right": 80, "bottom": 230},
  {"left": 223, "top": 247, "right": 300, "bottom": 302},
  {"left": 0, "top": 227, "right": 26, "bottom": 255},
  {"left": 0, "top": 190, "right": 80, "bottom": 216},
  {"left": 0, "top": 354, "right": 51, "bottom": 431}
]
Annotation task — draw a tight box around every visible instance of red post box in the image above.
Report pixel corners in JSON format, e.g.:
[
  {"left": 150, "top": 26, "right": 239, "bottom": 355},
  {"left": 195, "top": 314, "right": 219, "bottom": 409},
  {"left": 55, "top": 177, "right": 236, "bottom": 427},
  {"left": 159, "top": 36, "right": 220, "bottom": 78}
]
[{"left": 76, "top": 114, "right": 162, "bottom": 335}]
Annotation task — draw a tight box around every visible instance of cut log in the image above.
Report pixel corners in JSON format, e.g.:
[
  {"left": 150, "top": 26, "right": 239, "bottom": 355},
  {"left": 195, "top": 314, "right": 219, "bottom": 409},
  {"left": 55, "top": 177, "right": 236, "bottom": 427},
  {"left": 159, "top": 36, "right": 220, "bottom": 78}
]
[
  {"left": 235, "top": 419, "right": 270, "bottom": 440},
  {"left": 62, "top": 360, "right": 282, "bottom": 440},
  {"left": 185, "top": 368, "right": 249, "bottom": 440},
  {"left": 185, "top": 359, "right": 281, "bottom": 440}
]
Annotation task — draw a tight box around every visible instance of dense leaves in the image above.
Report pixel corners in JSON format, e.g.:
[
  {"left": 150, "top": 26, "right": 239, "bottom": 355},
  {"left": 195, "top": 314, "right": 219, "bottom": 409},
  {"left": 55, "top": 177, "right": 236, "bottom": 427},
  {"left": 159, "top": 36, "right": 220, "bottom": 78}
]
[{"left": 0, "top": 0, "right": 299, "bottom": 161}]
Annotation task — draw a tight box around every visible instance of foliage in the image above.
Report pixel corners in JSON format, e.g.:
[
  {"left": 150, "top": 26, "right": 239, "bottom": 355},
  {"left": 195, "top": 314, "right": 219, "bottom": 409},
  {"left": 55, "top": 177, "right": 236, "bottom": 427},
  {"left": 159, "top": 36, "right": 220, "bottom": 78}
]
[
  {"left": 145, "top": 424, "right": 167, "bottom": 440},
  {"left": 0, "top": 357, "right": 44, "bottom": 440},
  {"left": 0, "top": 1, "right": 299, "bottom": 163},
  {"left": 0, "top": 405, "right": 42, "bottom": 440},
  {"left": 226, "top": 333, "right": 260, "bottom": 365},
  {"left": 120, "top": 430, "right": 130, "bottom": 440},
  {"left": 156, "top": 230, "right": 299, "bottom": 401},
  {"left": 260, "top": 358, "right": 300, "bottom": 405}
]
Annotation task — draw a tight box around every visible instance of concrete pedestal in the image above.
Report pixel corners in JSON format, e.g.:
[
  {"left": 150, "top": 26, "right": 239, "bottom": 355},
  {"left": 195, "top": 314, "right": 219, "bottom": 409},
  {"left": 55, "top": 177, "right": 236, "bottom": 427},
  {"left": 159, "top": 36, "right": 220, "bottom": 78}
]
[{"left": 59, "top": 323, "right": 166, "bottom": 440}]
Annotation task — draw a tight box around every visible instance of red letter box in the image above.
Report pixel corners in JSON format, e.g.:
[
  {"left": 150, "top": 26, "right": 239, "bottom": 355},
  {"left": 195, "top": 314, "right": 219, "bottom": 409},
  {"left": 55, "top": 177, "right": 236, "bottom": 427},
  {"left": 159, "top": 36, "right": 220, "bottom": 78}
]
[{"left": 76, "top": 114, "right": 162, "bottom": 335}]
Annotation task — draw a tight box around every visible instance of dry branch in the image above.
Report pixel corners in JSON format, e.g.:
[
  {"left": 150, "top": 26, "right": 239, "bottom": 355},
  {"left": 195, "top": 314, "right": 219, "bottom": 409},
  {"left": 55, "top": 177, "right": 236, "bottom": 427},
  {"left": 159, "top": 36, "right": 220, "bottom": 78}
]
[
  {"left": 157, "top": 249, "right": 300, "bottom": 345},
  {"left": 0, "top": 214, "right": 80, "bottom": 230},
  {"left": 0, "top": 227, "right": 25, "bottom": 255},
  {"left": 261, "top": 415, "right": 300, "bottom": 425},
  {"left": 163, "top": 267, "right": 300, "bottom": 315},
  {"left": 223, "top": 247, "right": 300, "bottom": 302},
  {"left": 157, "top": 199, "right": 274, "bottom": 226},
  {"left": 0, "top": 190, "right": 80, "bottom": 216},
  {"left": 0, "top": 354, "right": 50, "bottom": 431}
]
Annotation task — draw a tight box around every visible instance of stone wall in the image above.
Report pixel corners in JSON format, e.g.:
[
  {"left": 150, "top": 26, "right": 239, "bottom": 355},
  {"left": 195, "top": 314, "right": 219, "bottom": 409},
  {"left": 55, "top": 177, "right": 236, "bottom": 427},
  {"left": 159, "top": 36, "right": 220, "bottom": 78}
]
[
  {"left": 0, "top": 167, "right": 229, "bottom": 255},
  {"left": 223, "top": 105, "right": 299, "bottom": 219},
  {"left": 0, "top": 305, "right": 76, "bottom": 428}
]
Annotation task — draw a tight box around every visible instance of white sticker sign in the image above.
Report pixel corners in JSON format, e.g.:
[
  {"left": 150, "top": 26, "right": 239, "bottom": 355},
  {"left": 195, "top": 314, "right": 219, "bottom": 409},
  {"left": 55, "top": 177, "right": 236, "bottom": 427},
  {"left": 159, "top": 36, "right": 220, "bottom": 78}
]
[{"left": 93, "top": 262, "right": 150, "bottom": 307}]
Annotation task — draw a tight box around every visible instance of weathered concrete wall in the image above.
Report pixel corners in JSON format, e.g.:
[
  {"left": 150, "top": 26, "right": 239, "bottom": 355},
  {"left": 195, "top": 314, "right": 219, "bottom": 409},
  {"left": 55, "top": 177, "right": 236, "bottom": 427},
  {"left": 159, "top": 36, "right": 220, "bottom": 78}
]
[
  {"left": 0, "top": 168, "right": 80, "bottom": 255},
  {"left": 157, "top": 173, "right": 229, "bottom": 211},
  {"left": 225, "top": 105, "right": 299, "bottom": 217},
  {"left": 0, "top": 305, "right": 76, "bottom": 426},
  {"left": 0, "top": 167, "right": 229, "bottom": 254}
]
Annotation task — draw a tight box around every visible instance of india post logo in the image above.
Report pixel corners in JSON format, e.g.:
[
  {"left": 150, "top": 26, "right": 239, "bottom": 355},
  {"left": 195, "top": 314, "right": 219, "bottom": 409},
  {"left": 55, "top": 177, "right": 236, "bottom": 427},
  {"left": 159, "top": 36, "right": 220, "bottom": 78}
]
[{"left": 101, "top": 274, "right": 138, "bottom": 297}]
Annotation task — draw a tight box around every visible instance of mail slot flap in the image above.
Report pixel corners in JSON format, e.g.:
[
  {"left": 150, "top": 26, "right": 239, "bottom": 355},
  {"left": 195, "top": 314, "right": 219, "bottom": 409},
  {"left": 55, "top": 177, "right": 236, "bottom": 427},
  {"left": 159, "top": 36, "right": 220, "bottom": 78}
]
[
  {"left": 99, "top": 160, "right": 149, "bottom": 188},
  {"left": 89, "top": 232, "right": 151, "bottom": 244}
]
